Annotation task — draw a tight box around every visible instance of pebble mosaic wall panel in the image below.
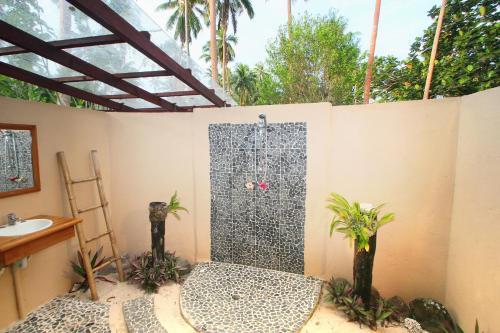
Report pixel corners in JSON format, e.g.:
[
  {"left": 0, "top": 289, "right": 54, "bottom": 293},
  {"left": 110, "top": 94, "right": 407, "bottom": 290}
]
[{"left": 209, "top": 122, "right": 307, "bottom": 274}]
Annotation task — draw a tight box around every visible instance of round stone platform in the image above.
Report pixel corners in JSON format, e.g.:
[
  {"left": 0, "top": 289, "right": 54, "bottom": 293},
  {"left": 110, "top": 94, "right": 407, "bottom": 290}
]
[{"left": 180, "top": 262, "right": 322, "bottom": 333}]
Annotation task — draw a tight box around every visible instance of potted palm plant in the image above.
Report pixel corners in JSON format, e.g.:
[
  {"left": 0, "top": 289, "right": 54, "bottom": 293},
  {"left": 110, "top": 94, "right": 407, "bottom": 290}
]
[
  {"left": 327, "top": 193, "right": 394, "bottom": 308},
  {"left": 149, "top": 192, "right": 188, "bottom": 264}
]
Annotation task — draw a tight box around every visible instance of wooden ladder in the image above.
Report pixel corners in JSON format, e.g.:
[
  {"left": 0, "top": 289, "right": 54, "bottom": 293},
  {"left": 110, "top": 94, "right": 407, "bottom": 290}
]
[{"left": 57, "top": 150, "right": 125, "bottom": 301}]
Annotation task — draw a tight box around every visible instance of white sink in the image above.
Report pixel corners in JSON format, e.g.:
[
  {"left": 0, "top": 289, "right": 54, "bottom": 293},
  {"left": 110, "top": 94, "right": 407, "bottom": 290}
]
[{"left": 0, "top": 219, "right": 53, "bottom": 237}]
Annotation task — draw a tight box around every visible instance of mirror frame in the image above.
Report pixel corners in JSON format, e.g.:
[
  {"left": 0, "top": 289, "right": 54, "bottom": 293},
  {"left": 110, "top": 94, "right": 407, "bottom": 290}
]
[{"left": 0, "top": 123, "right": 41, "bottom": 198}]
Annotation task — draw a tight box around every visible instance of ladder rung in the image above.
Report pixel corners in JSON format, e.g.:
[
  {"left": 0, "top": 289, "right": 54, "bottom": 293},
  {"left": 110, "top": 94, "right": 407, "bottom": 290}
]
[
  {"left": 93, "top": 257, "right": 120, "bottom": 273},
  {"left": 86, "top": 231, "right": 111, "bottom": 244},
  {"left": 78, "top": 202, "right": 108, "bottom": 214},
  {"left": 71, "top": 176, "right": 98, "bottom": 184}
]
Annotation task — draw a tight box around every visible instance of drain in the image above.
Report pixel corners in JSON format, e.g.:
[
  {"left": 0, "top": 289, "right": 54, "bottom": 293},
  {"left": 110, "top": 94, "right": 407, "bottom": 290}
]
[{"left": 231, "top": 294, "right": 240, "bottom": 301}]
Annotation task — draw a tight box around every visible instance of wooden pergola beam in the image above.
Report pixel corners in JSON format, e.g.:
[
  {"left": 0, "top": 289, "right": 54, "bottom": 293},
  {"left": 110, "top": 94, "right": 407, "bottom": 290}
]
[
  {"left": 54, "top": 70, "right": 174, "bottom": 83},
  {"left": 101, "top": 90, "right": 200, "bottom": 99},
  {"left": 135, "top": 105, "right": 215, "bottom": 112},
  {"left": 0, "top": 61, "right": 133, "bottom": 111},
  {"left": 0, "top": 20, "right": 181, "bottom": 112},
  {"left": 66, "top": 0, "right": 227, "bottom": 107},
  {"left": 0, "top": 32, "right": 151, "bottom": 56}
]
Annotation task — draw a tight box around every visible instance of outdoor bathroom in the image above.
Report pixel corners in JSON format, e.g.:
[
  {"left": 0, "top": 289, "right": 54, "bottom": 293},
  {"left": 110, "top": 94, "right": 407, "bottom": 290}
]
[
  {"left": 0, "top": 0, "right": 499, "bottom": 332},
  {"left": 0, "top": 86, "right": 498, "bottom": 332}
]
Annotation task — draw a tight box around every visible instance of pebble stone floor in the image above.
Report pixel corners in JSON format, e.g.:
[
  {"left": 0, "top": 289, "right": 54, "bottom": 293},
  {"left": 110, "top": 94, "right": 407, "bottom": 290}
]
[
  {"left": 122, "top": 296, "right": 167, "bottom": 333},
  {"left": 3, "top": 295, "right": 111, "bottom": 333},
  {"left": 180, "top": 262, "right": 322, "bottom": 333}
]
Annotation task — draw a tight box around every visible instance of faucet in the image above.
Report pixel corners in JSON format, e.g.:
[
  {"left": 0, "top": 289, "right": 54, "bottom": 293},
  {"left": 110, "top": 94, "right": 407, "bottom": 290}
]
[{"left": 7, "top": 213, "right": 20, "bottom": 226}]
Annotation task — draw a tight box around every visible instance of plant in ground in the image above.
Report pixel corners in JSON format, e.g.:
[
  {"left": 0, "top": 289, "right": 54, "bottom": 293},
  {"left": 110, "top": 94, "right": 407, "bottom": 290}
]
[
  {"left": 129, "top": 251, "right": 191, "bottom": 293},
  {"left": 70, "top": 246, "right": 116, "bottom": 292},
  {"left": 327, "top": 193, "right": 394, "bottom": 308},
  {"left": 325, "top": 277, "right": 399, "bottom": 330}
]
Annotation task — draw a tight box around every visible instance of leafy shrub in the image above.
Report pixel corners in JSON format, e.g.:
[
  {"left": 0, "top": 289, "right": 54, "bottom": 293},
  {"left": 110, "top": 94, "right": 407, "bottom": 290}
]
[
  {"left": 70, "top": 246, "right": 116, "bottom": 292},
  {"left": 128, "top": 251, "right": 191, "bottom": 293},
  {"left": 325, "top": 277, "right": 401, "bottom": 330}
]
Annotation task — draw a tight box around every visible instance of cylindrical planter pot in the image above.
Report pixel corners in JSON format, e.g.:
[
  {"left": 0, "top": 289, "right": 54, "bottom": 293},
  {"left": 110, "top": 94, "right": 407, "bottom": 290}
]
[
  {"left": 149, "top": 202, "right": 168, "bottom": 263},
  {"left": 353, "top": 232, "right": 377, "bottom": 308}
]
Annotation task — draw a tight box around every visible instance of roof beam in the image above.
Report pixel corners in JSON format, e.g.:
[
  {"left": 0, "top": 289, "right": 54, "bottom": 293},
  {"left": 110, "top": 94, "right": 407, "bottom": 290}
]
[
  {"left": 66, "top": 0, "right": 228, "bottom": 107},
  {"left": 0, "top": 61, "right": 134, "bottom": 111},
  {"left": 136, "top": 105, "right": 214, "bottom": 112},
  {"left": 101, "top": 90, "right": 200, "bottom": 99},
  {"left": 0, "top": 32, "right": 151, "bottom": 56},
  {"left": 54, "top": 70, "right": 173, "bottom": 83},
  {"left": 0, "top": 20, "right": 181, "bottom": 112}
]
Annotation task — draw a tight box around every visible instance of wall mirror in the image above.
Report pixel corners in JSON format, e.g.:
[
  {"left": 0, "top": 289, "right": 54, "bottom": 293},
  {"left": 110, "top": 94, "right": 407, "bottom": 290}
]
[{"left": 0, "top": 123, "right": 40, "bottom": 198}]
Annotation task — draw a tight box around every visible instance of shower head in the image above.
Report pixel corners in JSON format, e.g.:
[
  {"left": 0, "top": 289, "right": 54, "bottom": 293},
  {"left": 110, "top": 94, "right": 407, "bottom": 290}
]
[{"left": 258, "top": 113, "right": 267, "bottom": 130}]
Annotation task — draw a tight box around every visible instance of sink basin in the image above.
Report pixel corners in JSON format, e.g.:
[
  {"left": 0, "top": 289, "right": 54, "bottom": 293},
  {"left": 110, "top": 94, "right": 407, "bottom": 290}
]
[{"left": 0, "top": 219, "right": 53, "bottom": 237}]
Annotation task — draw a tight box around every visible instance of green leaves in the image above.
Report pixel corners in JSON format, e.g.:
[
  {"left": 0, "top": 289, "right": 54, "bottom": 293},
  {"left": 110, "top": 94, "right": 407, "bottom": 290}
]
[
  {"left": 371, "top": 0, "right": 499, "bottom": 101},
  {"left": 326, "top": 193, "right": 395, "bottom": 252},
  {"left": 129, "top": 251, "right": 191, "bottom": 293},
  {"left": 167, "top": 191, "right": 189, "bottom": 221}
]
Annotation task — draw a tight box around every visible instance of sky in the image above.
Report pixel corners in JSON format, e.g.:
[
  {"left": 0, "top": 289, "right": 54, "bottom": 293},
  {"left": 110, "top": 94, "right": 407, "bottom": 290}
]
[{"left": 136, "top": 0, "right": 441, "bottom": 69}]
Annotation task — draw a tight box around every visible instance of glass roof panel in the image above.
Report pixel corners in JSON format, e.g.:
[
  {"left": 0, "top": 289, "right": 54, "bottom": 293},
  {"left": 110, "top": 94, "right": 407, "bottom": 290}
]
[
  {"left": 112, "top": 98, "right": 157, "bottom": 109},
  {"left": 67, "top": 81, "right": 126, "bottom": 96},
  {"left": 0, "top": 0, "right": 236, "bottom": 107},
  {"left": 164, "top": 95, "right": 213, "bottom": 108},
  {"left": 124, "top": 77, "right": 191, "bottom": 94},
  {"left": 65, "top": 44, "right": 163, "bottom": 74},
  {"left": 0, "top": 0, "right": 111, "bottom": 41},
  {"left": 0, "top": 53, "right": 82, "bottom": 78}
]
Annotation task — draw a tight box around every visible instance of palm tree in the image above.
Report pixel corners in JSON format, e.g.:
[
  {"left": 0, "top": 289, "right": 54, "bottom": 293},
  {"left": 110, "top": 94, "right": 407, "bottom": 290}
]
[
  {"left": 218, "top": 0, "right": 254, "bottom": 90},
  {"left": 156, "top": 0, "right": 208, "bottom": 55},
  {"left": 286, "top": 0, "right": 308, "bottom": 31},
  {"left": 209, "top": 0, "right": 218, "bottom": 83},
  {"left": 231, "top": 63, "right": 257, "bottom": 105},
  {"left": 201, "top": 30, "right": 237, "bottom": 65},
  {"left": 363, "top": 0, "right": 382, "bottom": 103}
]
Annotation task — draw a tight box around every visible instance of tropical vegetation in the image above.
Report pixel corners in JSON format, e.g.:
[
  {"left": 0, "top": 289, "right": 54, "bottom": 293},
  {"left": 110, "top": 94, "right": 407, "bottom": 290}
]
[
  {"left": 369, "top": 0, "right": 499, "bottom": 101},
  {"left": 70, "top": 246, "right": 116, "bottom": 292},
  {"left": 217, "top": 0, "right": 255, "bottom": 90},
  {"left": 327, "top": 193, "right": 394, "bottom": 308},
  {"left": 128, "top": 251, "right": 191, "bottom": 293},
  {"left": 156, "top": 0, "right": 208, "bottom": 54}
]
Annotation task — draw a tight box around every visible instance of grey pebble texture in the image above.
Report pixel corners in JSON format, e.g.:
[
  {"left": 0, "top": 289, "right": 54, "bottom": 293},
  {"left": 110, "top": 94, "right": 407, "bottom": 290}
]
[
  {"left": 123, "top": 296, "right": 167, "bottom": 333},
  {"left": 180, "top": 262, "right": 322, "bottom": 333},
  {"left": 3, "top": 295, "right": 111, "bottom": 333}
]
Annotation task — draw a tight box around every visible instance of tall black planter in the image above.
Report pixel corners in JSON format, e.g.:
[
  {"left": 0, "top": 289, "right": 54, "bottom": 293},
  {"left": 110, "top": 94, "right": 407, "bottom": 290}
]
[
  {"left": 353, "top": 233, "right": 377, "bottom": 309},
  {"left": 149, "top": 202, "right": 168, "bottom": 264}
]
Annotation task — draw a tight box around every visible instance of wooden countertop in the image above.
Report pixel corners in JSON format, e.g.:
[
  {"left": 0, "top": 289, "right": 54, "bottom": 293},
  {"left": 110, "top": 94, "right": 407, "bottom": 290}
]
[{"left": 0, "top": 215, "right": 81, "bottom": 259}]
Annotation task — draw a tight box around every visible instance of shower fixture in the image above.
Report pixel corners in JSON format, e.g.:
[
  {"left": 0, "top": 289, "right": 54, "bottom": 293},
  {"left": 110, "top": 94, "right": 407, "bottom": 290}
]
[{"left": 258, "top": 113, "right": 267, "bottom": 135}]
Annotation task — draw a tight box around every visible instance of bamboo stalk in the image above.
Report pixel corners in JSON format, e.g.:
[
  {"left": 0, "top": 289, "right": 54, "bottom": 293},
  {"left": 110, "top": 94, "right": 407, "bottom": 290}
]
[
  {"left": 91, "top": 150, "right": 125, "bottom": 282},
  {"left": 57, "top": 151, "right": 98, "bottom": 301},
  {"left": 363, "top": 0, "right": 382, "bottom": 104},
  {"left": 423, "top": 0, "right": 447, "bottom": 99}
]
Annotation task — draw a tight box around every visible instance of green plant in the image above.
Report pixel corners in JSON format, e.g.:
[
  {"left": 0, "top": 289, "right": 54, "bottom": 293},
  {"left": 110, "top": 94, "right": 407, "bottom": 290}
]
[
  {"left": 327, "top": 193, "right": 394, "bottom": 252},
  {"left": 327, "top": 193, "right": 394, "bottom": 307},
  {"left": 128, "top": 251, "right": 191, "bottom": 293},
  {"left": 325, "top": 277, "right": 351, "bottom": 304},
  {"left": 167, "top": 191, "right": 189, "bottom": 220},
  {"left": 70, "top": 246, "right": 115, "bottom": 292},
  {"left": 325, "top": 277, "right": 398, "bottom": 330}
]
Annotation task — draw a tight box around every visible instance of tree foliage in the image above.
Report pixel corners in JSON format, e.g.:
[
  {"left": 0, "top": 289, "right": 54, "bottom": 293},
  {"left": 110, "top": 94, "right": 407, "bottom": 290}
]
[
  {"left": 371, "top": 0, "right": 499, "bottom": 101},
  {"left": 156, "top": 0, "right": 208, "bottom": 47},
  {"left": 262, "top": 12, "right": 362, "bottom": 105}
]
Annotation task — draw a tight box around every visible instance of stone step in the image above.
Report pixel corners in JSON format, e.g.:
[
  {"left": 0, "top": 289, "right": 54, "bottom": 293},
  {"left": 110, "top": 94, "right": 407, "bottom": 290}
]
[
  {"left": 122, "top": 296, "right": 167, "bottom": 333},
  {"left": 4, "top": 295, "right": 111, "bottom": 333}
]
